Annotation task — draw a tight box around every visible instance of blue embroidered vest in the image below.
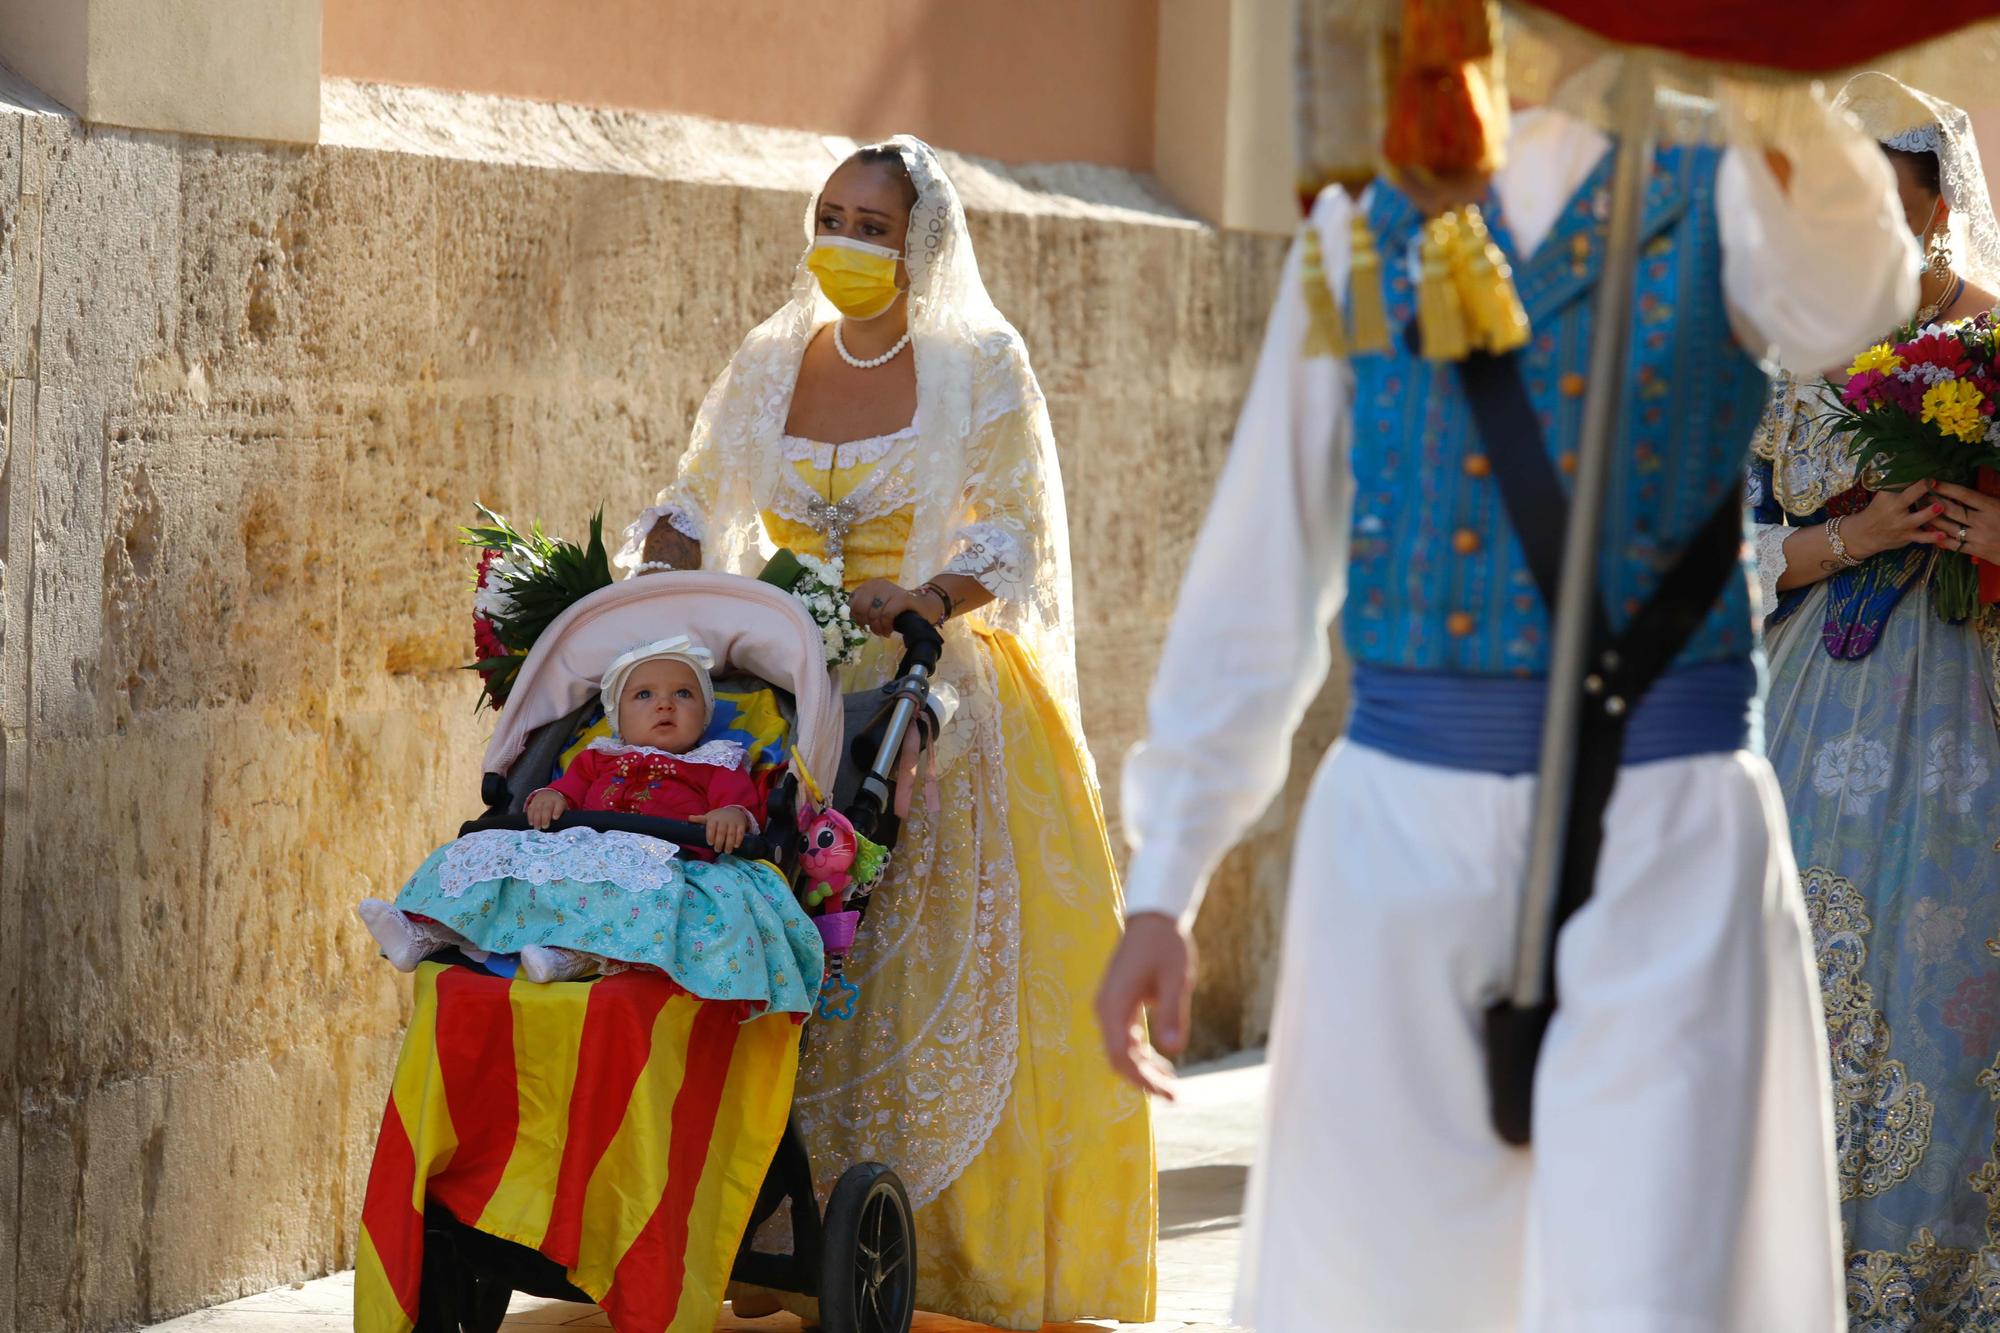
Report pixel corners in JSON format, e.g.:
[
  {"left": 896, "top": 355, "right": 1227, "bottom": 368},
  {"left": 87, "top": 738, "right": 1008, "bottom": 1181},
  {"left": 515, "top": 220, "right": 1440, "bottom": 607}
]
[{"left": 1343, "top": 145, "right": 1766, "bottom": 678}]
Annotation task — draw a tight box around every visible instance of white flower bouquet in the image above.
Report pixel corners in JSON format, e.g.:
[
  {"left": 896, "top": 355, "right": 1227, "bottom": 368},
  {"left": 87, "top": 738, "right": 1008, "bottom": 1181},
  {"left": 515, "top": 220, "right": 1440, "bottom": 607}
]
[{"left": 760, "top": 549, "right": 867, "bottom": 668}]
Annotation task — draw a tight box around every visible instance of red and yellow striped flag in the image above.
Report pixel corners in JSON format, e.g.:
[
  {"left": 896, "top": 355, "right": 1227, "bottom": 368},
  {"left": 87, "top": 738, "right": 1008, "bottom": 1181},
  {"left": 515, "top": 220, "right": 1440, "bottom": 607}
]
[{"left": 356, "top": 962, "right": 800, "bottom": 1333}]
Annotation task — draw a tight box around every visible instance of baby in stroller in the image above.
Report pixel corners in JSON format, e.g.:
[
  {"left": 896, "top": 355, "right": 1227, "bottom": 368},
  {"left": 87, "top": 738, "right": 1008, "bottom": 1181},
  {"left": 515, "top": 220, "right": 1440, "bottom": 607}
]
[{"left": 355, "top": 635, "right": 823, "bottom": 1007}]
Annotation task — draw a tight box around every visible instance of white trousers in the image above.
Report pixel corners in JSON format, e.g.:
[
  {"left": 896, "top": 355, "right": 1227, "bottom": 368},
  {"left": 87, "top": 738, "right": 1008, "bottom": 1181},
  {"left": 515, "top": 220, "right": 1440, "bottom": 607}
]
[{"left": 1236, "top": 742, "right": 1843, "bottom": 1333}]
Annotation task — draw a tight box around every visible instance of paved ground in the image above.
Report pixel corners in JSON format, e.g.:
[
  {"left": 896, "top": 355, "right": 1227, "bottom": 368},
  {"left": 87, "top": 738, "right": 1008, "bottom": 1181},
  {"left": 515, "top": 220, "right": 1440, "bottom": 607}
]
[{"left": 144, "top": 1053, "right": 1264, "bottom": 1333}]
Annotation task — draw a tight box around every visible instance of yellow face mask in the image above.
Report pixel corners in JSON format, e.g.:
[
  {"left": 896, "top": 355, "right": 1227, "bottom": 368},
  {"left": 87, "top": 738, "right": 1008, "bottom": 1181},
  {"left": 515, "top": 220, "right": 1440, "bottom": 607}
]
[{"left": 806, "top": 235, "right": 905, "bottom": 320}]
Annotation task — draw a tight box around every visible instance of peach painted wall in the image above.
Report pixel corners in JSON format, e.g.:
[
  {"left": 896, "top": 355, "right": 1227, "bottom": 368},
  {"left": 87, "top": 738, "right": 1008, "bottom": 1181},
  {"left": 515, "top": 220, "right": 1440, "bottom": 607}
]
[{"left": 322, "top": 0, "right": 1160, "bottom": 169}]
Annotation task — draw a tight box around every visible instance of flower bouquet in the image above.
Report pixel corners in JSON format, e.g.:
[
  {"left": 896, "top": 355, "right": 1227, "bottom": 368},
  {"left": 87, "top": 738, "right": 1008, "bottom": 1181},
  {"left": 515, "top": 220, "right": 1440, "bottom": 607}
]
[
  {"left": 1826, "top": 316, "right": 2000, "bottom": 621},
  {"left": 758, "top": 549, "right": 867, "bottom": 668},
  {"left": 462, "top": 504, "right": 614, "bottom": 711}
]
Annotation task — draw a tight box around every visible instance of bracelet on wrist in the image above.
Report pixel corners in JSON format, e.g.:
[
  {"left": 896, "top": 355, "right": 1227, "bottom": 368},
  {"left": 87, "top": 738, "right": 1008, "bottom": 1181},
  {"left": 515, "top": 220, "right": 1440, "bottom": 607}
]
[
  {"left": 1824, "top": 515, "right": 1865, "bottom": 568},
  {"left": 633, "top": 560, "right": 678, "bottom": 575},
  {"left": 917, "top": 580, "right": 955, "bottom": 625}
]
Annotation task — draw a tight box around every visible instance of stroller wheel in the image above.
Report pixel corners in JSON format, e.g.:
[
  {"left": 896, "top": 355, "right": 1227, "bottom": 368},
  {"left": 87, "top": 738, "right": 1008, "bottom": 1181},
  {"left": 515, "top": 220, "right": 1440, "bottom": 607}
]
[{"left": 817, "top": 1162, "right": 916, "bottom": 1333}]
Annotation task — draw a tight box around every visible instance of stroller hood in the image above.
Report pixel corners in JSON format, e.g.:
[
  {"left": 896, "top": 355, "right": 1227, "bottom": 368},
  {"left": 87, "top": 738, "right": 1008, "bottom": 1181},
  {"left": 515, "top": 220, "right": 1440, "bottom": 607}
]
[{"left": 481, "top": 572, "right": 842, "bottom": 789}]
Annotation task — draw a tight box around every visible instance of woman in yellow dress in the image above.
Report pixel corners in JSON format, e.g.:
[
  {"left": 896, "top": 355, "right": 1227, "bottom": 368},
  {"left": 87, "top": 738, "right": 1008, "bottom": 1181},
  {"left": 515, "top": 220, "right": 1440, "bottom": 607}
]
[{"left": 619, "top": 136, "right": 1156, "bottom": 1329}]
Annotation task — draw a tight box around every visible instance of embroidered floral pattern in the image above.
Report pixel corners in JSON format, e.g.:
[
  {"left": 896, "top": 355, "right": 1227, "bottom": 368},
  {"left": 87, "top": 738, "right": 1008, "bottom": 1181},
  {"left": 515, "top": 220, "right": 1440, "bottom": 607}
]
[
  {"left": 1766, "top": 535, "right": 2000, "bottom": 1331},
  {"left": 1925, "top": 731, "right": 1995, "bottom": 816},
  {"left": 1806, "top": 866, "right": 1935, "bottom": 1204},
  {"left": 1910, "top": 898, "right": 1972, "bottom": 967},
  {"left": 1755, "top": 373, "right": 1862, "bottom": 517},
  {"left": 1813, "top": 735, "right": 1896, "bottom": 813}
]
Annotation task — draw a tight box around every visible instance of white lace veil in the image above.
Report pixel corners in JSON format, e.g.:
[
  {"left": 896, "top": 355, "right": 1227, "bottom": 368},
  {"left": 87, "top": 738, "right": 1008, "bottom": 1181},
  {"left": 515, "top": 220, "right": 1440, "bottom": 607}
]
[
  {"left": 1836, "top": 71, "right": 2000, "bottom": 297},
  {"left": 621, "top": 135, "right": 1084, "bottom": 753}
]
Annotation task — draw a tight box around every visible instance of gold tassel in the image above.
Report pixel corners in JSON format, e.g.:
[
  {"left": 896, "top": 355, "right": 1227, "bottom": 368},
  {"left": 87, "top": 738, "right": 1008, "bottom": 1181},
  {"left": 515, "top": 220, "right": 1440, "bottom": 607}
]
[
  {"left": 1417, "top": 213, "right": 1469, "bottom": 361},
  {"left": 1347, "top": 210, "right": 1391, "bottom": 355},
  {"left": 1449, "top": 205, "right": 1530, "bottom": 354},
  {"left": 1299, "top": 223, "right": 1348, "bottom": 358}
]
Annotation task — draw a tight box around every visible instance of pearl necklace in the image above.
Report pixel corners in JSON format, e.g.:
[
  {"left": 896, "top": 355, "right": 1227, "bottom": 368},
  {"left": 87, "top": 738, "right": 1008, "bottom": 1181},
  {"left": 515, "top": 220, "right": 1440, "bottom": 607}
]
[{"left": 834, "top": 321, "right": 911, "bottom": 370}]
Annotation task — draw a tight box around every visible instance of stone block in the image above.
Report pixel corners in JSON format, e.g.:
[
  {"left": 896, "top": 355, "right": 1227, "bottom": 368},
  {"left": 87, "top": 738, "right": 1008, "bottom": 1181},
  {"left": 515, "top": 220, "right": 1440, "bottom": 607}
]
[{"left": 0, "top": 0, "right": 319, "bottom": 144}]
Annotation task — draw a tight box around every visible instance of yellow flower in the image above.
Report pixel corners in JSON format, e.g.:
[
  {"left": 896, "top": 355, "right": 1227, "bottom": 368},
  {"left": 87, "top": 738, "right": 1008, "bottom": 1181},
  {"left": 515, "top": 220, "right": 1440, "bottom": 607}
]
[
  {"left": 1922, "top": 379, "right": 1989, "bottom": 443},
  {"left": 1848, "top": 343, "right": 1905, "bottom": 377}
]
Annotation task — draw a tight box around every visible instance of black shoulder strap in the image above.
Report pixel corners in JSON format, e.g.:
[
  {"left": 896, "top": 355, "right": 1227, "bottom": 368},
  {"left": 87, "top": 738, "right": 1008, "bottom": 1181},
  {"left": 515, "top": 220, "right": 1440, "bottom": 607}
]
[{"left": 1446, "top": 340, "right": 1746, "bottom": 1146}]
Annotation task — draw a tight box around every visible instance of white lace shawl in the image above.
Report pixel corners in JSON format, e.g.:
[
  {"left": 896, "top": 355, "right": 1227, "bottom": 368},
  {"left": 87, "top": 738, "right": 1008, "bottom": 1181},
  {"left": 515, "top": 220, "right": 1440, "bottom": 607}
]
[{"left": 616, "top": 136, "right": 1082, "bottom": 770}]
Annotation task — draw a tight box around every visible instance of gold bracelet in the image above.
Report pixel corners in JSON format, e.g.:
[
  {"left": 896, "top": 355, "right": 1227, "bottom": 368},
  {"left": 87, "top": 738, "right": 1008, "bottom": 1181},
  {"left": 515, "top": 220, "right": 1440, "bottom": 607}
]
[{"left": 1825, "top": 515, "right": 1865, "bottom": 568}]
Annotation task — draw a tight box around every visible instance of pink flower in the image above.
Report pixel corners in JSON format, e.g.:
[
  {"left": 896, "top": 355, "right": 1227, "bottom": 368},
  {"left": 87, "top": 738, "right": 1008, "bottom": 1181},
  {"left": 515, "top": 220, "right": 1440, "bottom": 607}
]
[{"left": 1843, "top": 370, "right": 1889, "bottom": 411}]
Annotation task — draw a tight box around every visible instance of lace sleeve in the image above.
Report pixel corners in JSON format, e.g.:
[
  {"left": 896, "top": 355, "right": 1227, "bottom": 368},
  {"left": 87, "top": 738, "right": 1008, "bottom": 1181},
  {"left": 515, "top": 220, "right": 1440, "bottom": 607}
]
[
  {"left": 614, "top": 502, "right": 703, "bottom": 571},
  {"left": 940, "top": 344, "right": 1049, "bottom": 609},
  {"left": 1753, "top": 522, "right": 1791, "bottom": 621}
]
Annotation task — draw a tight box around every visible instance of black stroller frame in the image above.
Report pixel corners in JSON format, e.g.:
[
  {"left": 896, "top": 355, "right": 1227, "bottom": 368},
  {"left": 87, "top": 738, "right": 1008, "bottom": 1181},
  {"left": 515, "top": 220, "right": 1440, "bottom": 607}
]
[{"left": 414, "top": 612, "right": 944, "bottom": 1333}]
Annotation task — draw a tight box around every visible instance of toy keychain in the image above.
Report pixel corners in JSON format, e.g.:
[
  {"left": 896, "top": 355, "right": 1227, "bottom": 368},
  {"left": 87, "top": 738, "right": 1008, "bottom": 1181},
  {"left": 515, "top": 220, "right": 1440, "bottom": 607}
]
[{"left": 789, "top": 747, "right": 887, "bottom": 1021}]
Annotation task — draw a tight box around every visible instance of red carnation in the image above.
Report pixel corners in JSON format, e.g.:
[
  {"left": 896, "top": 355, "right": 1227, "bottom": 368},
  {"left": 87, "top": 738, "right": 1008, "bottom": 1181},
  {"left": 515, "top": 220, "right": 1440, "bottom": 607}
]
[
  {"left": 473, "top": 613, "right": 507, "bottom": 663},
  {"left": 1902, "top": 333, "right": 1973, "bottom": 376}
]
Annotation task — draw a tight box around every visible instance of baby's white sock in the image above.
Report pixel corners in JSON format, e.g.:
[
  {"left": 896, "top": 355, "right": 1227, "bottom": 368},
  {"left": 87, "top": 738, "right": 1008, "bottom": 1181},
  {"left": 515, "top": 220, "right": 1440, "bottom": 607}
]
[
  {"left": 520, "top": 945, "right": 602, "bottom": 984},
  {"left": 356, "top": 898, "right": 461, "bottom": 972}
]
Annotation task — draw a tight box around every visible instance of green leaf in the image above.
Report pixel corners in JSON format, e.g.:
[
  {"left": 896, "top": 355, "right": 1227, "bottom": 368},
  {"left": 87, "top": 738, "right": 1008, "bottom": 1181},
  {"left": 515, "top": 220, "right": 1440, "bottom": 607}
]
[{"left": 760, "top": 549, "right": 806, "bottom": 591}]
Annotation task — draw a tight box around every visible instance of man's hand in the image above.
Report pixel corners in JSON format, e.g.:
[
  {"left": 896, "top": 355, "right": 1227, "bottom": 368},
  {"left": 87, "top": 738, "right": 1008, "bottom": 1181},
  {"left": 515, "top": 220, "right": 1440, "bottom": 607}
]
[{"left": 1095, "top": 912, "right": 1197, "bottom": 1101}]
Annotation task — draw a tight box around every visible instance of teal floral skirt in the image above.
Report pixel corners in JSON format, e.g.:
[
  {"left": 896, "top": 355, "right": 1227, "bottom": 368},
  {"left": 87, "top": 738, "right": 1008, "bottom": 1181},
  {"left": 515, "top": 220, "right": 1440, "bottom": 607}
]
[{"left": 392, "top": 826, "right": 823, "bottom": 1015}]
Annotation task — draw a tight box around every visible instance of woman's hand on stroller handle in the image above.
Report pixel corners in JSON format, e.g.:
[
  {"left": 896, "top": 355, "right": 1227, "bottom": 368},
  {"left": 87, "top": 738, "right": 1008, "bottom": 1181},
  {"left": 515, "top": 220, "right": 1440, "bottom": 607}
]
[
  {"left": 848, "top": 579, "right": 936, "bottom": 637},
  {"left": 526, "top": 788, "right": 570, "bottom": 830}
]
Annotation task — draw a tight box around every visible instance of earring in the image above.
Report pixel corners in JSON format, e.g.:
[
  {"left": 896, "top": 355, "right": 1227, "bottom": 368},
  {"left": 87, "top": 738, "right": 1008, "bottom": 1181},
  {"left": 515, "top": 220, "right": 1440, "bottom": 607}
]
[{"left": 1927, "top": 227, "right": 1954, "bottom": 282}]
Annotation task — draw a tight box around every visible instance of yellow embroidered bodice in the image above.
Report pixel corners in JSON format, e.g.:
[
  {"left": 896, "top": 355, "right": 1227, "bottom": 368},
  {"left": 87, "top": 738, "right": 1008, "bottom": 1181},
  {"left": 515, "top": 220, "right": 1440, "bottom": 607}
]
[{"left": 761, "top": 432, "right": 916, "bottom": 589}]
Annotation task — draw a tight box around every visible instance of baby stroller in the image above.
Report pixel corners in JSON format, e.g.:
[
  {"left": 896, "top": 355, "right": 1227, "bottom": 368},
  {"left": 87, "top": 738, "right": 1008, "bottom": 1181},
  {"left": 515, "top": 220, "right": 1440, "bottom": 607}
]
[{"left": 356, "top": 571, "right": 943, "bottom": 1333}]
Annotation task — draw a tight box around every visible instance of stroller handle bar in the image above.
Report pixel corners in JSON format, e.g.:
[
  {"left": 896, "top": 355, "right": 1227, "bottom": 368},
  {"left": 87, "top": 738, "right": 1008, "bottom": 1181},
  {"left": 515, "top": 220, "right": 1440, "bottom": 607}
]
[
  {"left": 846, "top": 611, "right": 946, "bottom": 835},
  {"left": 458, "top": 810, "right": 780, "bottom": 864},
  {"left": 892, "top": 610, "right": 943, "bottom": 675}
]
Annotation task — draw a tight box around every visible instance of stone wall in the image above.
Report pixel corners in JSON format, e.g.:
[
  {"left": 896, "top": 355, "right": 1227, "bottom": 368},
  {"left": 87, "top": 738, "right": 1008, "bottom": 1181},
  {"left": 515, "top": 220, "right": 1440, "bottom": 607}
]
[{"left": 0, "top": 78, "right": 1336, "bottom": 1330}]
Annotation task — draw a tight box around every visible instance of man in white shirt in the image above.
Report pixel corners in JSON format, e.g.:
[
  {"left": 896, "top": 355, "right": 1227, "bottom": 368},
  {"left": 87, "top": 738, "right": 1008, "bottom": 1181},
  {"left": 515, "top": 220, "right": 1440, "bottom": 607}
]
[{"left": 1097, "top": 100, "right": 1918, "bottom": 1330}]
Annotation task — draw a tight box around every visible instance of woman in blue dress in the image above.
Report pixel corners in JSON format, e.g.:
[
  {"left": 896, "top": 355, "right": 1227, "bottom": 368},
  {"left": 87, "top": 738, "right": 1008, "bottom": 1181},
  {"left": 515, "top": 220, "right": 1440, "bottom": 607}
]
[{"left": 1752, "top": 73, "right": 2000, "bottom": 1329}]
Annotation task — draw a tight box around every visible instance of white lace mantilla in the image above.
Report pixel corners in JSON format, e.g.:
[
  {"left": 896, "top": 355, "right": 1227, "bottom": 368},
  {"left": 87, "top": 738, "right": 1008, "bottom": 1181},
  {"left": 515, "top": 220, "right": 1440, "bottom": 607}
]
[
  {"left": 586, "top": 736, "right": 747, "bottom": 769},
  {"left": 620, "top": 134, "right": 1089, "bottom": 744},
  {"left": 437, "top": 827, "right": 682, "bottom": 899}
]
